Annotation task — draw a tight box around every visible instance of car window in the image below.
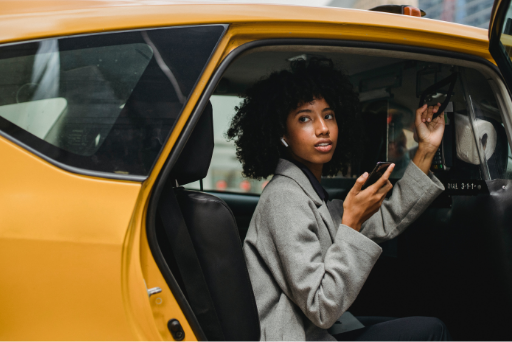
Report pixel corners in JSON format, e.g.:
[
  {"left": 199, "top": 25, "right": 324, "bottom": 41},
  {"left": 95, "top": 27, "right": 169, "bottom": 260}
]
[
  {"left": 187, "top": 95, "right": 271, "bottom": 194},
  {"left": 0, "top": 25, "right": 225, "bottom": 178},
  {"left": 189, "top": 46, "right": 512, "bottom": 196}
]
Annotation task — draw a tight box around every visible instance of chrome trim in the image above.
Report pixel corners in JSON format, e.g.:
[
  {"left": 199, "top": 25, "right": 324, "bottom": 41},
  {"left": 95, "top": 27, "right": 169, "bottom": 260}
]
[{"left": 147, "top": 287, "right": 163, "bottom": 297}]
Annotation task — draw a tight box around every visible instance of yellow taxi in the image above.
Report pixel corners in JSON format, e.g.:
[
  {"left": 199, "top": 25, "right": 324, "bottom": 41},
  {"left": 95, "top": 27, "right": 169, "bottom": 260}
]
[{"left": 2, "top": 0, "right": 512, "bottom": 340}]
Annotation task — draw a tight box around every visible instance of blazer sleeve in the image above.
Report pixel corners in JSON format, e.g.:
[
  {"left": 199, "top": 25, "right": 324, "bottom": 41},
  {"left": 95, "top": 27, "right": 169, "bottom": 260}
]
[
  {"left": 260, "top": 186, "right": 382, "bottom": 329},
  {"left": 328, "top": 161, "right": 445, "bottom": 244}
]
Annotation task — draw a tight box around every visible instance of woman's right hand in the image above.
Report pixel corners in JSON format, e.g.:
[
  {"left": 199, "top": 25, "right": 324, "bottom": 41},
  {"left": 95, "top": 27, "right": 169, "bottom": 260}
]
[{"left": 341, "top": 164, "right": 395, "bottom": 231}]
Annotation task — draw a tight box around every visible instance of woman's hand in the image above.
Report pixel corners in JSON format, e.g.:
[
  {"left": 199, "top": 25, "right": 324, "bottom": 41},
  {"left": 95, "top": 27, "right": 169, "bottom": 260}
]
[
  {"left": 341, "top": 164, "right": 395, "bottom": 231},
  {"left": 412, "top": 103, "right": 446, "bottom": 174}
]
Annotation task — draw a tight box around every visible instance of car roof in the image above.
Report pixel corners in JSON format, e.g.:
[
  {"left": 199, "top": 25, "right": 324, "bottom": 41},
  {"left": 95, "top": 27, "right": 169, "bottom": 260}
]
[{"left": 0, "top": 1, "right": 490, "bottom": 58}]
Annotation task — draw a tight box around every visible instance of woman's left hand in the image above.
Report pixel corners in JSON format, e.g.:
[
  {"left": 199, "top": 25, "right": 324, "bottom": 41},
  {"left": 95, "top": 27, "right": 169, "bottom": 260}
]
[{"left": 412, "top": 103, "right": 446, "bottom": 174}]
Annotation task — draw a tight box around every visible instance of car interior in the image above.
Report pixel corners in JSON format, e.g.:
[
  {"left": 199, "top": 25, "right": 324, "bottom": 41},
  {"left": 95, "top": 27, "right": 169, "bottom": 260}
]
[{"left": 151, "top": 45, "right": 512, "bottom": 340}]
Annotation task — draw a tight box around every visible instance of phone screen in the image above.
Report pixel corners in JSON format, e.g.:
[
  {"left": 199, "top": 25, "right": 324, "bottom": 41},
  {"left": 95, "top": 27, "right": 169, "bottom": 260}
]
[{"left": 361, "top": 162, "right": 392, "bottom": 190}]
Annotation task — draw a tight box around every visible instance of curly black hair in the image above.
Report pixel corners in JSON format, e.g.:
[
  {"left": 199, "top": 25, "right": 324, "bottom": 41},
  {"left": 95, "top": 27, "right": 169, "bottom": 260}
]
[{"left": 226, "top": 57, "right": 364, "bottom": 180}]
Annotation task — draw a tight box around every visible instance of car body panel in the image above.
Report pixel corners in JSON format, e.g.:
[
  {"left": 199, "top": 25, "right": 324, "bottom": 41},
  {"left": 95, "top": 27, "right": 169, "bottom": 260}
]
[
  {"left": 0, "top": 133, "right": 142, "bottom": 340},
  {"left": 0, "top": 19, "right": 229, "bottom": 341},
  {"left": 0, "top": 2, "right": 490, "bottom": 60}
]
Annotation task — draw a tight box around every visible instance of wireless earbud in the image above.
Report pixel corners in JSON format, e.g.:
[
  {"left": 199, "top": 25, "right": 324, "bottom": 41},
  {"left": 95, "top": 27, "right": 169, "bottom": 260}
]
[{"left": 280, "top": 137, "right": 289, "bottom": 147}]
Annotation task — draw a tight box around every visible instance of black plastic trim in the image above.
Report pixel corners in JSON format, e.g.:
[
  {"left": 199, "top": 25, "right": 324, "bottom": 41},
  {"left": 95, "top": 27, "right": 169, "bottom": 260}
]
[
  {"left": 146, "top": 38, "right": 503, "bottom": 340},
  {"left": 0, "top": 24, "right": 228, "bottom": 183},
  {"left": 0, "top": 130, "right": 147, "bottom": 182},
  {"left": 489, "top": 0, "right": 512, "bottom": 93}
]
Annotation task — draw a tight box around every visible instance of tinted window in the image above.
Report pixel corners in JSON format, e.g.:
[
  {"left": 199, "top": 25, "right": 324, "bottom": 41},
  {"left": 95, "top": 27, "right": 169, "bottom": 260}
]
[{"left": 0, "top": 25, "right": 225, "bottom": 177}]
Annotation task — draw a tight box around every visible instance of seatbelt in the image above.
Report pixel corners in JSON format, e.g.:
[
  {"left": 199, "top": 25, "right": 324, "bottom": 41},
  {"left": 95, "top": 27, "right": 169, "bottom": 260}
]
[{"left": 158, "top": 183, "right": 226, "bottom": 341}]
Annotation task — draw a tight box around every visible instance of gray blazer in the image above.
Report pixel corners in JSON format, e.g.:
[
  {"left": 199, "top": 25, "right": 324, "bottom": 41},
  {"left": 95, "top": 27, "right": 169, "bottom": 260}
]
[{"left": 243, "top": 159, "right": 444, "bottom": 341}]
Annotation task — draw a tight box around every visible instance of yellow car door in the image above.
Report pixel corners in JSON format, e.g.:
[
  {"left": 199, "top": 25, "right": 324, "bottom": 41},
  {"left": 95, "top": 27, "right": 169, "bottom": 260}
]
[{"left": 0, "top": 22, "right": 229, "bottom": 340}]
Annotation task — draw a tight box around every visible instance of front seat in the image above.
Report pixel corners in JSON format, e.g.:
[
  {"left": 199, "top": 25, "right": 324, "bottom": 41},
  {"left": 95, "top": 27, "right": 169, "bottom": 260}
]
[{"left": 156, "top": 102, "right": 261, "bottom": 341}]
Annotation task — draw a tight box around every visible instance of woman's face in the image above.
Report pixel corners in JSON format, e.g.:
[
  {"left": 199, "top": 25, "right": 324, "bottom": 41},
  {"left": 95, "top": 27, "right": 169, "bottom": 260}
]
[{"left": 284, "top": 97, "right": 338, "bottom": 169}]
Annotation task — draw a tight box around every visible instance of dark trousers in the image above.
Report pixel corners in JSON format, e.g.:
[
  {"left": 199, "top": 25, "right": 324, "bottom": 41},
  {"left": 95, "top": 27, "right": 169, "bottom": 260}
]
[{"left": 334, "top": 316, "right": 452, "bottom": 341}]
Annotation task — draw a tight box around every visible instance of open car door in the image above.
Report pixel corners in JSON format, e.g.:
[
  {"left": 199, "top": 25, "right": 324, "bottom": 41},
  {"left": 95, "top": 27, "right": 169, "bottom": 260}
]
[{"left": 490, "top": 0, "right": 512, "bottom": 89}]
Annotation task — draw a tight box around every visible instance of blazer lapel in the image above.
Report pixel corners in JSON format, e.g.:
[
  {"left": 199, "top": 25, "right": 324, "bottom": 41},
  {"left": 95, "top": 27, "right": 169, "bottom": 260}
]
[
  {"left": 318, "top": 204, "right": 337, "bottom": 242},
  {"left": 275, "top": 159, "right": 338, "bottom": 242}
]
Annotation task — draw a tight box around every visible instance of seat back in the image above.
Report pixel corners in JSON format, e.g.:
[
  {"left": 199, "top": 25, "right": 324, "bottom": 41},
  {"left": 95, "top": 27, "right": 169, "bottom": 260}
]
[{"left": 159, "top": 102, "right": 260, "bottom": 341}]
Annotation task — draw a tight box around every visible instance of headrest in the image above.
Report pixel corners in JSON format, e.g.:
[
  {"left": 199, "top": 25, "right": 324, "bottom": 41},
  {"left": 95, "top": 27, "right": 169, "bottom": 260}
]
[{"left": 171, "top": 102, "right": 214, "bottom": 185}]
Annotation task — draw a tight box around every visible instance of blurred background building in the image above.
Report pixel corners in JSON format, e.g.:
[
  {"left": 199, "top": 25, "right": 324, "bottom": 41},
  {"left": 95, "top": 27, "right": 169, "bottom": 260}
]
[
  {"left": 327, "top": 0, "right": 493, "bottom": 28},
  {"left": 212, "top": 0, "right": 493, "bottom": 29}
]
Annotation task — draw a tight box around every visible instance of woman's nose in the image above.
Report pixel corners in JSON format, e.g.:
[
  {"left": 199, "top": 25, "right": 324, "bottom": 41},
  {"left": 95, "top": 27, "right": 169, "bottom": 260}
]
[{"left": 316, "top": 118, "right": 329, "bottom": 136}]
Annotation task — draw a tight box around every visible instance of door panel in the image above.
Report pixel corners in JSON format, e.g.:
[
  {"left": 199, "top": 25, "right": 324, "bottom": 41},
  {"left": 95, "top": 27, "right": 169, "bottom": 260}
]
[
  {"left": 0, "top": 136, "right": 141, "bottom": 340},
  {"left": 0, "top": 25, "right": 228, "bottom": 340}
]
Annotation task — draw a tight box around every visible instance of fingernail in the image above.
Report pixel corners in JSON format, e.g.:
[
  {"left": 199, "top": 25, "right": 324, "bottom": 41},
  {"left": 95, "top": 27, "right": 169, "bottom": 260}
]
[
  {"left": 422, "top": 119, "right": 425, "bottom": 122},
  {"left": 428, "top": 118, "right": 431, "bottom": 122},
  {"left": 363, "top": 172, "right": 368, "bottom": 177}
]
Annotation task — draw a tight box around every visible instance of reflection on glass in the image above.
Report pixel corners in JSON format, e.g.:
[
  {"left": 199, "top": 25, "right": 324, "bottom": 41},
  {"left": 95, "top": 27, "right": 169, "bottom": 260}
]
[
  {"left": 0, "top": 25, "right": 226, "bottom": 176},
  {"left": 0, "top": 42, "right": 153, "bottom": 156},
  {"left": 387, "top": 102, "right": 418, "bottom": 178}
]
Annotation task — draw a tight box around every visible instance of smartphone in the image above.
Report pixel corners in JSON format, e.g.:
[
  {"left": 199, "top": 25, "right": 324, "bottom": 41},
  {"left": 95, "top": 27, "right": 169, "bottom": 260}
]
[{"left": 361, "top": 162, "right": 392, "bottom": 190}]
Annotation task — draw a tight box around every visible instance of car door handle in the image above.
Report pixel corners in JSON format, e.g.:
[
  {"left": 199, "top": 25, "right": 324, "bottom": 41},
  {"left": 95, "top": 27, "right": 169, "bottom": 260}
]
[{"left": 147, "top": 287, "right": 162, "bottom": 297}]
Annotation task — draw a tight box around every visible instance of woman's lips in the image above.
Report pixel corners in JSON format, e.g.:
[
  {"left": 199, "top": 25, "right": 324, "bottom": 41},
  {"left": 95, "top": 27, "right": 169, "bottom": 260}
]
[{"left": 314, "top": 142, "right": 332, "bottom": 153}]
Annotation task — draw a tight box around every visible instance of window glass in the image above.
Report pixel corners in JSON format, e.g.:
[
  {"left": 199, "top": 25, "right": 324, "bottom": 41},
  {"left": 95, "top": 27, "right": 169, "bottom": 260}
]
[
  {"left": 0, "top": 25, "right": 225, "bottom": 177},
  {"left": 187, "top": 95, "right": 270, "bottom": 194}
]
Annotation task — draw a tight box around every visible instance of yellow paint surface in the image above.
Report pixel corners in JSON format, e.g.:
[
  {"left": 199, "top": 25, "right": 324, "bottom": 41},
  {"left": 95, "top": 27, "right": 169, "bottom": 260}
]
[
  {"left": 0, "top": 135, "right": 142, "bottom": 340},
  {"left": 0, "top": 1, "right": 488, "bottom": 51}
]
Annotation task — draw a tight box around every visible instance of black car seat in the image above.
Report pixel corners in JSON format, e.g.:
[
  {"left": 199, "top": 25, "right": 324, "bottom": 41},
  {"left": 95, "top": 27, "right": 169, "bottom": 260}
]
[{"left": 155, "top": 102, "right": 260, "bottom": 341}]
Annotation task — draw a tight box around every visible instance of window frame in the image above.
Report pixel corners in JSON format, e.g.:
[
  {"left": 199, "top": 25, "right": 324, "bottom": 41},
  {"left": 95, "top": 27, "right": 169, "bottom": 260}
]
[{"left": 0, "top": 24, "right": 228, "bottom": 182}]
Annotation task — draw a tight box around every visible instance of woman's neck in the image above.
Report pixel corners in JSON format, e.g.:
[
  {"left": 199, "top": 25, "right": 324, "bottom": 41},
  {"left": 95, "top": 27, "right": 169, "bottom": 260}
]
[{"left": 289, "top": 155, "right": 323, "bottom": 182}]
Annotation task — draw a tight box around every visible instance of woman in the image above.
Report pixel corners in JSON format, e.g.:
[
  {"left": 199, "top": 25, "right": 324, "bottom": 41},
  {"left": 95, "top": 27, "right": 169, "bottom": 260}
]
[{"left": 227, "top": 58, "right": 449, "bottom": 341}]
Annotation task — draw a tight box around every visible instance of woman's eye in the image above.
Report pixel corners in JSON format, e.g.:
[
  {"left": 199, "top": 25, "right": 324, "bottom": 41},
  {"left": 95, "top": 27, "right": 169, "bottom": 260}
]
[
  {"left": 325, "top": 113, "right": 334, "bottom": 120},
  {"left": 299, "top": 116, "right": 310, "bottom": 123}
]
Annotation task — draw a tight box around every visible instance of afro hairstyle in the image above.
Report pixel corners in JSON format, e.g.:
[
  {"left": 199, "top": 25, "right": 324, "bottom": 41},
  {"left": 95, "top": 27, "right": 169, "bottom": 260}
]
[{"left": 226, "top": 57, "right": 364, "bottom": 180}]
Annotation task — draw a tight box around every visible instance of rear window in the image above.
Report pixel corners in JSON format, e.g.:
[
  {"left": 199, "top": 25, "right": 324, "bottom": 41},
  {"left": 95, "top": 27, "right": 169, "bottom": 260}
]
[{"left": 0, "top": 25, "right": 226, "bottom": 178}]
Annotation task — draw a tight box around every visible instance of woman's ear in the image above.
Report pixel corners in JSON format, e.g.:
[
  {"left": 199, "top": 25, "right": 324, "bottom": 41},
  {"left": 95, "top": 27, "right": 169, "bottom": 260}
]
[{"left": 280, "top": 137, "right": 289, "bottom": 147}]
